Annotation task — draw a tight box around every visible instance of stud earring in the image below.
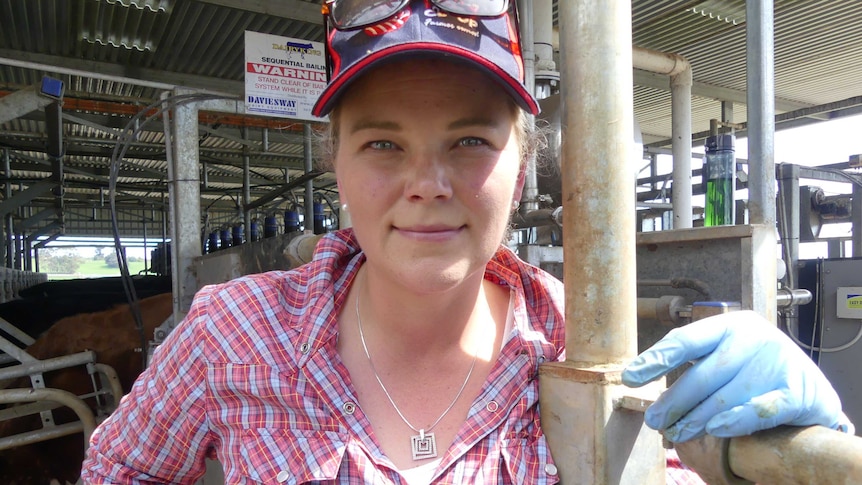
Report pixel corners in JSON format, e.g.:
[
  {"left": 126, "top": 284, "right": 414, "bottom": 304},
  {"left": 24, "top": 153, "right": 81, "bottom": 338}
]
[{"left": 341, "top": 203, "right": 349, "bottom": 212}]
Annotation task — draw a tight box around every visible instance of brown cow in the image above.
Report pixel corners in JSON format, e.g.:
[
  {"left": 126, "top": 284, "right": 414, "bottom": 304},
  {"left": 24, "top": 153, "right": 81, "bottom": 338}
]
[{"left": 0, "top": 292, "right": 173, "bottom": 484}]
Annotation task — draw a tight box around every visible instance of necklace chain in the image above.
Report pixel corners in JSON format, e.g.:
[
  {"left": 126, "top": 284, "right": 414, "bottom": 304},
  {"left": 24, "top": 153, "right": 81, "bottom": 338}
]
[{"left": 355, "top": 278, "right": 478, "bottom": 459}]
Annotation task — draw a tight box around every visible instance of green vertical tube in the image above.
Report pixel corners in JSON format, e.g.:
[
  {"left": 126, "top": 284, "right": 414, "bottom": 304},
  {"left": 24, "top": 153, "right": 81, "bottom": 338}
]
[{"left": 704, "top": 134, "right": 736, "bottom": 226}]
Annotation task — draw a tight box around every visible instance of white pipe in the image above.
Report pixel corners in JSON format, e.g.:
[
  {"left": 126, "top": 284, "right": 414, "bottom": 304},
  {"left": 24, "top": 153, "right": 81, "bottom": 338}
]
[
  {"left": 632, "top": 47, "right": 690, "bottom": 77},
  {"left": 533, "top": 0, "right": 556, "bottom": 73},
  {"left": 517, "top": 0, "right": 539, "bottom": 213},
  {"left": 632, "top": 47, "right": 693, "bottom": 229},
  {"left": 671, "top": 67, "right": 694, "bottom": 229}
]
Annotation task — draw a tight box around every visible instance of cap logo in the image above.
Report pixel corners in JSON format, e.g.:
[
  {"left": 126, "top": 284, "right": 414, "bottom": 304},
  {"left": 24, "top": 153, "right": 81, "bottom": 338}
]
[
  {"left": 364, "top": 8, "right": 411, "bottom": 36},
  {"left": 423, "top": 7, "right": 480, "bottom": 38}
]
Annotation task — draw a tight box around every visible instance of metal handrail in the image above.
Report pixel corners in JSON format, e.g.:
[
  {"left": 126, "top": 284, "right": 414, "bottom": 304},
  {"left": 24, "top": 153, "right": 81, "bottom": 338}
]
[
  {"left": 675, "top": 425, "right": 862, "bottom": 484},
  {"left": 0, "top": 387, "right": 97, "bottom": 452},
  {"left": 92, "top": 362, "right": 125, "bottom": 409}
]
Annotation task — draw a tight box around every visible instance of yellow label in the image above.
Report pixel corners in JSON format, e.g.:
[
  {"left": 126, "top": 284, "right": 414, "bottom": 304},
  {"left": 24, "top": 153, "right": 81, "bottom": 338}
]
[{"left": 847, "top": 295, "right": 862, "bottom": 308}]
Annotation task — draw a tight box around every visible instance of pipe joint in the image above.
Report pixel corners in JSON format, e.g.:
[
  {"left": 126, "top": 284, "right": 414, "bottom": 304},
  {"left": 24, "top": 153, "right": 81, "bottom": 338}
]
[
  {"left": 633, "top": 47, "right": 691, "bottom": 78},
  {"left": 675, "top": 434, "right": 754, "bottom": 485}
]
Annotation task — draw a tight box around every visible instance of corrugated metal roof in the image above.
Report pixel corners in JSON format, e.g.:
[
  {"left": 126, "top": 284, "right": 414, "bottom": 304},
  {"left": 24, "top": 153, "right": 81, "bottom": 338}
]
[{"left": 1, "top": 0, "right": 861, "bottom": 238}]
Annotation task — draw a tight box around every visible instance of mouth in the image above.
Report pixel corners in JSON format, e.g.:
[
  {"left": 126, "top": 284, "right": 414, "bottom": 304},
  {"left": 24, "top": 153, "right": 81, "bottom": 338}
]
[{"left": 395, "top": 224, "right": 465, "bottom": 241}]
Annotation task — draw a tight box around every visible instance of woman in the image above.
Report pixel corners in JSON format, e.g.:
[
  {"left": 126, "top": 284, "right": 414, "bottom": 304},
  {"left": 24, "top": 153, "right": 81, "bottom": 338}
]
[{"left": 82, "top": 1, "right": 850, "bottom": 483}]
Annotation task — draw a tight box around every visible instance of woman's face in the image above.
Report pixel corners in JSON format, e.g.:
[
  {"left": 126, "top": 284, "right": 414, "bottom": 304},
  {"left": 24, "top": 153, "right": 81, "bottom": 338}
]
[{"left": 333, "top": 59, "right": 524, "bottom": 293}]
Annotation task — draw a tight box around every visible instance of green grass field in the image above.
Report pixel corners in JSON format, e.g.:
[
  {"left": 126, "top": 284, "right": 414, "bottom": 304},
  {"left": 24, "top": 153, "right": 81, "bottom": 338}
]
[{"left": 49, "top": 259, "right": 149, "bottom": 280}]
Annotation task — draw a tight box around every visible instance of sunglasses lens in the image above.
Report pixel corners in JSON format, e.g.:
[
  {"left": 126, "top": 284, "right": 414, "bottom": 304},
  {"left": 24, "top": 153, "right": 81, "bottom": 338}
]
[
  {"left": 433, "top": 0, "right": 509, "bottom": 17},
  {"left": 329, "top": 0, "right": 410, "bottom": 29}
]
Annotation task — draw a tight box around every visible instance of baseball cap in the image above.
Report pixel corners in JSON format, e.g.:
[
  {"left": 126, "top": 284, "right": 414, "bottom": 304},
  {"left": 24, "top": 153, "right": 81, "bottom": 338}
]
[{"left": 312, "top": 0, "right": 539, "bottom": 117}]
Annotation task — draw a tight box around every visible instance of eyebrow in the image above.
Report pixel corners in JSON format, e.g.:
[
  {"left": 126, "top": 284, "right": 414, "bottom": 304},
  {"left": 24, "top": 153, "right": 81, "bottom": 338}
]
[
  {"left": 348, "top": 116, "right": 502, "bottom": 135},
  {"left": 348, "top": 119, "right": 401, "bottom": 135}
]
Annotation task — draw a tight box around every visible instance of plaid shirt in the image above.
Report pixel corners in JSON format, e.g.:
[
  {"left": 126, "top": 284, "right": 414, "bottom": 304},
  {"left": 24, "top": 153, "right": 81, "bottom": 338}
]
[{"left": 81, "top": 229, "right": 703, "bottom": 484}]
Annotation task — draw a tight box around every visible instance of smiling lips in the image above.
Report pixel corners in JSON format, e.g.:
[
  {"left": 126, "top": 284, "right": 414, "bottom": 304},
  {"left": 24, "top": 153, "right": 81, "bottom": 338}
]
[{"left": 395, "top": 224, "right": 466, "bottom": 242}]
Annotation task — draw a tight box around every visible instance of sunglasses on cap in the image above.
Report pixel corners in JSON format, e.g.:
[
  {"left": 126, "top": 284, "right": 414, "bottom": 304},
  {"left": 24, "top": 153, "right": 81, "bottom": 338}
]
[{"left": 323, "top": 0, "right": 510, "bottom": 30}]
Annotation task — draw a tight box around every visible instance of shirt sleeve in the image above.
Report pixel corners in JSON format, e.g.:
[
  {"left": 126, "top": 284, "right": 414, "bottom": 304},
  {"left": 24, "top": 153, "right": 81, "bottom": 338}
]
[{"left": 80, "top": 287, "right": 218, "bottom": 484}]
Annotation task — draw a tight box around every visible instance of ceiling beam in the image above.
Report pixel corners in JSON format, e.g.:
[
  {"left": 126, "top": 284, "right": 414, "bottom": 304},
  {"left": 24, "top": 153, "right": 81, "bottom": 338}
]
[
  {"left": 0, "top": 48, "right": 244, "bottom": 95},
  {"left": 0, "top": 85, "right": 53, "bottom": 124},
  {"left": 0, "top": 133, "right": 307, "bottom": 167},
  {"left": 633, "top": 69, "right": 815, "bottom": 114}
]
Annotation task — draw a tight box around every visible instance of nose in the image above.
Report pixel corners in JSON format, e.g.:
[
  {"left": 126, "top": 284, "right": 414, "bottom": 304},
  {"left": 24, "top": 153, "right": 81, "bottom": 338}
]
[{"left": 404, "top": 151, "right": 453, "bottom": 202}]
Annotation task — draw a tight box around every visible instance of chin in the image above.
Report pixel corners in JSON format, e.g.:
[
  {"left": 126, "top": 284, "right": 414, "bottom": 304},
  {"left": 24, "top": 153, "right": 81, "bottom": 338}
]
[{"left": 396, "top": 260, "right": 483, "bottom": 294}]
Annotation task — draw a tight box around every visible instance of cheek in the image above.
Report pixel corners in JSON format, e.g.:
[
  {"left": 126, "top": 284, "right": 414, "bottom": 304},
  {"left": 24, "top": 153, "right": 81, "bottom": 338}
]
[{"left": 340, "top": 171, "right": 390, "bottom": 215}]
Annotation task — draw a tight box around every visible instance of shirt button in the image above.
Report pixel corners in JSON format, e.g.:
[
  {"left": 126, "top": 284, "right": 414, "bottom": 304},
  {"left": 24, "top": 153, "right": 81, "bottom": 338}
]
[
  {"left": 545, "top": 463, "right": 558, "bottom": 475},
  {"left": 276, "top": 470, "right": 290, "bottom": 482},
  {"left": 343, "top": 401, "right": 356, "bottom": 414},
  {"left": 486, "top": 401, "right": 499, "bottom": 412},
  {"left": 299, "top": 343, "right": 310, "bottom": 354}
]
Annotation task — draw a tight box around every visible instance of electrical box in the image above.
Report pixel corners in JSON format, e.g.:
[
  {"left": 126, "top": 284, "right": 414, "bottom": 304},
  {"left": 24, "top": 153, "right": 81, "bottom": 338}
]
[
  {"left": 798, "top": 258, "right": 862, "bottom": 434},
  {"left": 837, "top": 286, "right": 862, "bottom": 319}
]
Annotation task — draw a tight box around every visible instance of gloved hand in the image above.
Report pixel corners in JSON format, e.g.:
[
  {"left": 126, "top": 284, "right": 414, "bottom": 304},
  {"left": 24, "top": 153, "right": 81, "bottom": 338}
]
[{"left": 622, "top": 310, "right": 852, "bottom": 443}]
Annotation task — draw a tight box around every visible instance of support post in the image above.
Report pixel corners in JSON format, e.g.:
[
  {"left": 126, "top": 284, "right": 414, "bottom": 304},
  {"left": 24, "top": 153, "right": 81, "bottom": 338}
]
[
  {"left": 242, "top": 126, "right": 252, "bottom": 243},
  {"left": 539, "top": 2, "right": 664, "bottom": 483},
  {"left": 746, "top": 0, "right": 777, "bottom": 323},
  {"left": 303, "top": 124, "right": 314, "bottom": 233},
  {"left": 517, "top": 0, "right": 539, "bottom": 212},
  {"left": 671, "top": 64, "right": 693, "bottom": 229},
  {"left": 2, "top": 148, "right": 10, "bottom": 268},
  {"left": 746, "top": 0, "right": 776, "bottom": 227},
  {"left": 165, "top": 89, "right": 202, "bottom": 320}
]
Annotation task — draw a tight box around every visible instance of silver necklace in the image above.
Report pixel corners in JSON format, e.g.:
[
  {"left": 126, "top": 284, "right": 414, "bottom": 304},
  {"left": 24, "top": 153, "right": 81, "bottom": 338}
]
[{"left": 355, "top": 281, "right": 478, "bottom": 461}]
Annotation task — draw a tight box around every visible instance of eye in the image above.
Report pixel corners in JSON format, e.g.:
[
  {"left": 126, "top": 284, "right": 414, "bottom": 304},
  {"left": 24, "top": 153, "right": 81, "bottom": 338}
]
[
  {"left": 367, "top": 140, "right": 396, "bottom": 150},
  {"left": 457, "top": 137, "right": 489, "bottom": 147}
]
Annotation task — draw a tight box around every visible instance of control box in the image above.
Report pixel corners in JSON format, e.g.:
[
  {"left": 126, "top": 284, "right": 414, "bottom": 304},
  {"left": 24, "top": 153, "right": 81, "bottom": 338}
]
[{"left": 837, "top": 286, "right": 862, "bottom": 319}]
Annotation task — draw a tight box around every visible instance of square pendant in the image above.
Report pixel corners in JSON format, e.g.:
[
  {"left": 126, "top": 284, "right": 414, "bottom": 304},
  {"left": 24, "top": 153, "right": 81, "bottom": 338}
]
[{"left": 411, "top": 432, "right": 438, "bottom": 460}]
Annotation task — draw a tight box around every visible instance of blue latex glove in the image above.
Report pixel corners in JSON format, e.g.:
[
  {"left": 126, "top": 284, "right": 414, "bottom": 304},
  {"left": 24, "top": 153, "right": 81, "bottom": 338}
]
[{"left": 622, "top": 311, "right": 850, "bottom": 443}]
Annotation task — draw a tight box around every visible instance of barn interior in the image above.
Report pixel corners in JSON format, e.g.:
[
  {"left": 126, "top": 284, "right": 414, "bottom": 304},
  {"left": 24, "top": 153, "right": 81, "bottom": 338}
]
[{"left": 2, "top": 0, "right": 862, "bottom": 483}]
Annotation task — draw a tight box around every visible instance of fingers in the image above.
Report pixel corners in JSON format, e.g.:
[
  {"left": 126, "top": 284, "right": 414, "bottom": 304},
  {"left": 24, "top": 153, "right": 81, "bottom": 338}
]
[
  {"left": 622, "top": 311, "right": 844, "bottom": 444},
  {"left": 622, "top": 313, "right": 751, "bottom": 387},
  {"left": 642, "top": 341, "right": 751, "bottom": 433}
]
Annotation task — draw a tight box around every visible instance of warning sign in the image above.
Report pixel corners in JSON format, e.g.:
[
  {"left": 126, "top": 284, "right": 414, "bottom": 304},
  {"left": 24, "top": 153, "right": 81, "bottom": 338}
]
[{"left": 244, "top": 31, "right": 327, "bottom": 121}]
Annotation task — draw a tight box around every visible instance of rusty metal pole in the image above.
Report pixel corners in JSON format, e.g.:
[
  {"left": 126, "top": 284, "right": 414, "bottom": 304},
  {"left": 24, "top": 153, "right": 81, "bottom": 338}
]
[
  {"left": 538, "top": 1, "right": 665, "bottom": 483},
  {"left": 675, "top": 426, "right": 862, "bottom": 484}
]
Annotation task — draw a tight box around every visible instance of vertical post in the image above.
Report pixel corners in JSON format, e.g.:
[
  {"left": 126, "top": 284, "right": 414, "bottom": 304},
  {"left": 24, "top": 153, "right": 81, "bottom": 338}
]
[
  {"left": 561, "top": 0, "right": 636, "bottom": 364},
  {"left": 722, "top": 101, "right": 735, "bottom": 126},
  {"left": 746, "top": 0, "right": 777, "bottom": 322},
  {"left": 165, "top": 89, "right": 202, "bottom": 320},
  {"left": 746, "top": 0, "right": 776, "bottom": 227},
  {"left": 539, "top": 2, "right": 664, "bottom": 484},
  {"left": 517, "top": 0, "right": 539, "bottom": 213},
  {"left": 852, "top": 182, "right": 862, "bottom": 257},
  {"left": 23, "top": 237, "right": 31, "bottom": 271},
  {"left": 303, "top": 124, "right": 314, "bottom": 233},
  {"left": 242, "top": 126, "right": 252, "bottom": 243},
  {"left": 777, "top": 163, "right": 799, "bottom": 288},
  {"left": 143, "top": 210, "right": 149, "bottom": 273},
  {"left": 14, "top": 231, "right": 21, "bottom": 270},
  {"left": 671, "top": 68, "right": 693, "bottom": 229},
  {"left": 2, "top": 148, "right": 10, "bottom": 268},
  {"left": 649, "top": 153, "right": 658, "bottom": 192}
]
